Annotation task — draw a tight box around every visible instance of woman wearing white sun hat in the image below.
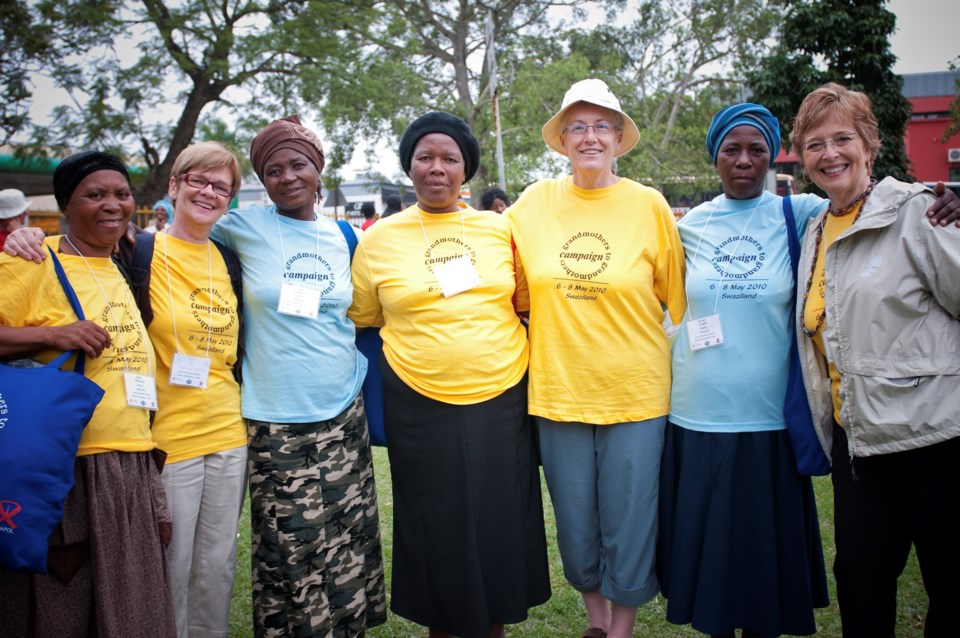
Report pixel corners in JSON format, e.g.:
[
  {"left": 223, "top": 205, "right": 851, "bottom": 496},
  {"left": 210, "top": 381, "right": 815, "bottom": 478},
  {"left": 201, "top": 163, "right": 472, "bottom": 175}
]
[
  {"left": 0, "top": 188, "right": 31, "bottom": 251},
  {"left": 506, "top": 78, "right": 686, "bottom": 638}
]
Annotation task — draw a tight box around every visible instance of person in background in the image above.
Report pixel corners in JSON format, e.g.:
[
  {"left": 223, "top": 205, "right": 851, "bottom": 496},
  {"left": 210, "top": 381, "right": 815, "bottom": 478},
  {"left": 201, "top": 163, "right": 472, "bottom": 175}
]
[
  {"left": 657, "top": 103, "right": 830, "bottom": 638},
  {"left": 0, "top": 188, "right": 30, "bottom": 251},
  {"left": 146, "top": 199, "right": 173, "bottom": 234},
  {"left": 506, "top": 78, "right": 686, "bottom": 638},
  {"left": 350, "top": 112, "right": 550, "bottom": 638},
  {"left": 792, "top": 83, "right": 960, "bottom": 638},
  {"left": 0, "top": 151, "right": 176, "bottom": 637},
  {"left": 211, "top": 115, "right": 385, "bottom": 637},
  {"left": 381, "top": 194, "right": 403, "bottom": 218},
  {"left": 480, "top": 187, "right": 510, "bottom": 214},
  {"left": 359, "top": 200, "right": 377, "bottom": 230}
]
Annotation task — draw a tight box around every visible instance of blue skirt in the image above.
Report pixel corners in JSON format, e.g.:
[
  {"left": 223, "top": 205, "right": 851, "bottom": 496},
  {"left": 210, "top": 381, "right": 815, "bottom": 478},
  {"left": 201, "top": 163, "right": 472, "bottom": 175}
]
[{"left": 657, "top": 423, "right": 829, "bottom": 636}]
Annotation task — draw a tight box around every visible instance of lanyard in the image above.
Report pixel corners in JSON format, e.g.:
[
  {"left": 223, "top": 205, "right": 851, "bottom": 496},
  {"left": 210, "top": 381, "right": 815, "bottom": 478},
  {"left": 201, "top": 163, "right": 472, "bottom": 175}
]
[
  {"left": 417, "top": 206, "right": 467, "bottom": 261},
  {"left": 275, "top": 208, "right": 322, "bottom": 288},
  {"left": 160, "top": 231, "right": 213, "bottom": 358},
  {"left": 686, "top": 195, "right": 763, "bottom": 320},
  {"left": 62, "top": 235, "right": 152, "bottom": 376}
]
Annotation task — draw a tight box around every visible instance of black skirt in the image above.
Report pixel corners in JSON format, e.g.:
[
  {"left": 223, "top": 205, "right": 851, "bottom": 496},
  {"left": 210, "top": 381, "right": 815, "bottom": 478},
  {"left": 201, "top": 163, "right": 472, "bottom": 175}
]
[
  {"left": 657, "top": 423, "right": 829, "bottom": 636},
  {"left": 381, "top": 359, "right": 550, "bottom": 637}
]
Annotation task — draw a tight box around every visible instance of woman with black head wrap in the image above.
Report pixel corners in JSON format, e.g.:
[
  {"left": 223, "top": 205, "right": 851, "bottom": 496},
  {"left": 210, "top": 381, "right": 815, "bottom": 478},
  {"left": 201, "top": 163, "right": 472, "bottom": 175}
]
[
  {"left": 349, "top": 112, "right": 550, "bottom": 638},
  {"left": 0, "top": 151, "right": 176, "bottom": 637},
  {"left": 1, "top": 118, "right": 387, "bottom": 638}
]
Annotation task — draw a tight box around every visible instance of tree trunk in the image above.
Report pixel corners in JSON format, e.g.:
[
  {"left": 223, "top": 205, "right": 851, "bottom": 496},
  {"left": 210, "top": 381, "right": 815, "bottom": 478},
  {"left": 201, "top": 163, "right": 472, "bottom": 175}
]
[{"left": 135, "top": 82, "right": 223, "bottom": 206}]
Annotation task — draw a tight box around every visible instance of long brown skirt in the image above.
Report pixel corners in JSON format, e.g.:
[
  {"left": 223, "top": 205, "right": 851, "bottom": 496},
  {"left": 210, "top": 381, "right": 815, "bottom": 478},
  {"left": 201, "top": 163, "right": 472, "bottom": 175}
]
[{"left": 0, "top": 450, "right": 176, "bottom": 638}]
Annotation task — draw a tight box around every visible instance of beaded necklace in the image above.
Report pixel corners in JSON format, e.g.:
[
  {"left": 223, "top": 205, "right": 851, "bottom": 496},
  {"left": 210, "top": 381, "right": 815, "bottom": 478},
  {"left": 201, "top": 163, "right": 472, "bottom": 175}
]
[
  {"left": 828, "top": 179, "right": 876, "bottom": 216},
  {"left": 800, "top": 180, "right": 876, "bottom": 337}
]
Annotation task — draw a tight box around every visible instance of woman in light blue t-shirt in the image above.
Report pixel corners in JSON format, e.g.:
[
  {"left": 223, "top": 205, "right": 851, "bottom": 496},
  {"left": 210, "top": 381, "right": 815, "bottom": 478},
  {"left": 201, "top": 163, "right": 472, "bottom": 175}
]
[
  {"left": 210, "top": 115, "right": 386, "bottom": 638},
  {"left": 656, "top": 103, "right": 829, "bottom": 638}
]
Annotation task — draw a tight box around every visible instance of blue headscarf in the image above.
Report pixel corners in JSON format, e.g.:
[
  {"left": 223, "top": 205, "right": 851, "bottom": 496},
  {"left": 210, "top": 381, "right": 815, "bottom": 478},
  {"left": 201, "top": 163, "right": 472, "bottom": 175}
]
[
  {"left": 706, "top": 103, "right": 781, "bottom": 167},
  {"left": 153, "top": 199, "right": 174, "bottom": 220}
]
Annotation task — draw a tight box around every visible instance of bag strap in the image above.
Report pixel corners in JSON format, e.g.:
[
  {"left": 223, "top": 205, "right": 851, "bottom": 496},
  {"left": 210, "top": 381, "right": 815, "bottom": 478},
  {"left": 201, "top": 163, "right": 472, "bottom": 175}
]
[
  {"left": 46, "top": 246, "right": 87, "bottom": 375},
  {"left": 782, "top": 195, "right": 800, "bottom": 343},
  {"left": 336, "top": 219, "right": 358, "bottom": 260},
  {"left": 782, "top": 195, "right": 800, "bottom": 281}
]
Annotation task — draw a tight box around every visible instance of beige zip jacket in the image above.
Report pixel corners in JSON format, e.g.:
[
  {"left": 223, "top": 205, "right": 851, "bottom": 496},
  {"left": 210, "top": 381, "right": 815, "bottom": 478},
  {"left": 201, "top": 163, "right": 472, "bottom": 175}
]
[{"left": 796, "top": 177, "right": 960, "bottom": 460}]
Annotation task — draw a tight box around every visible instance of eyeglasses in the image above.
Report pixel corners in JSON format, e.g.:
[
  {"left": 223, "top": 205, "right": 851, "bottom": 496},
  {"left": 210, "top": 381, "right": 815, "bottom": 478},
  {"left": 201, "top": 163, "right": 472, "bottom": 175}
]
[
  {"left": 180, "top": 173, "right": 233, "bottom": 198},
  {"left": 802, "top": 133, "right": 858, "bottom": 154},
  {"left": 563, "top": 122, "right": 618, "bottom": 136}
]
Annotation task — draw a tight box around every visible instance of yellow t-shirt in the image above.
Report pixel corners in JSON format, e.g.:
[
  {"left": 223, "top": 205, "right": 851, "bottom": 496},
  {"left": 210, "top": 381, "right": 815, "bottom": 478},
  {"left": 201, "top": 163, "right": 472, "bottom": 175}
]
[
  {"left": 148, "top": 233, "right": 245, "bottom": 464},
  {"left": 349, "top": 204, "right": 528, "bottom": 404},
  {"left": 803, "top": 207, "right": 860, "bottom": 426},
  {"left": 507, "top": 177, "right": 686, "bottom": 424},
  {"left": 0, "top": 236, "right": 155, "bottom": 456}
]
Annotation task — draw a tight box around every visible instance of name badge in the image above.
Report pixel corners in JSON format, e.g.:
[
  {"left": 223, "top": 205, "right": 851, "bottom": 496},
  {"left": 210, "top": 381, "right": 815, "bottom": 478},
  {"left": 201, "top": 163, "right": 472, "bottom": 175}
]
[
  {"left": 687, "top": 314, "right": 724, "bottom": 351},
  {"left": 124, "top": 372, "right": 158, "bottom": 410},
  {"left": 277, "top": 282, "right": 321, "bottom": 319},
  {"left": 434, "top": 256, "right": 480, "bottom": 298},
  {"left": 169, "top": 353, "right": 211, "bottom": 388}
]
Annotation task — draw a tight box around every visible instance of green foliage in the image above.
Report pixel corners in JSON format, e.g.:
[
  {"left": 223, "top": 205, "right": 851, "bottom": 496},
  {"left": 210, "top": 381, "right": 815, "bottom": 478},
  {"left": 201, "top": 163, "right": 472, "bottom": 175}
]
[
  {"left": 8, "top": 0, "right": 360, "bottom": 203},
  {"left": 500, "top": 0, "right": 782, "bottom": 201},
  {"left": 747, "top": 0, "right": 913, "bottom": 182},
  {"left": 10, "top": 0, "right": 785, "bottom": 205}
]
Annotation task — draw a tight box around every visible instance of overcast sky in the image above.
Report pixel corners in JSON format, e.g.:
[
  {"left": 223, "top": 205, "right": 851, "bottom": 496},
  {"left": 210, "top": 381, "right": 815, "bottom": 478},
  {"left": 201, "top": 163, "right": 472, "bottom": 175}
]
[{"left": 888, "top": 0, "right": 957, "bottom": 74}]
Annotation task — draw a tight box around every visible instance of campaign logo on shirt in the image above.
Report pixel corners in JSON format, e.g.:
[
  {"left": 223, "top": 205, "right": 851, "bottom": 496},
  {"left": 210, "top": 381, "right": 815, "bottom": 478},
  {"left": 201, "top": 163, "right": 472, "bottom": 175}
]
[
  {"left": 99, "top": 301, "right": 149, "bottom": 371},
  {"left": 189, "top": 287, "right": 236, "bottom": 334},
  {"left": 422, "top": 236, "right": 477, "bottom": 272},
  {"left": 188, "top": 287, "right": 237, "bottom": 355},
  {"left": 558, "top": 231, "right": 611, "bottom": 280},
  {"left": 284, "top": 252, "right": 337, "bottom": 296},
  {"left": 711, "top": 234, "right": 766, "bottom": 279}
]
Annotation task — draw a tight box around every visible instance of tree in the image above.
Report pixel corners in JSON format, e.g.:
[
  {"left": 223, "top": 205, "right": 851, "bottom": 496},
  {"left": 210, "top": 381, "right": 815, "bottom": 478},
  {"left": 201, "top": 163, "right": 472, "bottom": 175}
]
[
  {"left": 10, "top": 0, "right": 364, "bottom": 203},
  {"left": 748, "top": 0, "right": 913, "bottom": 183},
  {"left": 0, "top": 0, "right": 52, "bottom": 145},
  {"left": 312, "top": 0, "right": 589, "bottom": 190}
]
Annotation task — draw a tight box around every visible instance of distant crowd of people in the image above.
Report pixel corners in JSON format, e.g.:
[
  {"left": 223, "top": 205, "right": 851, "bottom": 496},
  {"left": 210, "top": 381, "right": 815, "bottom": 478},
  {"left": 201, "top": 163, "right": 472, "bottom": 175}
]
[{"left": 1, "top": 77, "right": 959, "bottom": 638}]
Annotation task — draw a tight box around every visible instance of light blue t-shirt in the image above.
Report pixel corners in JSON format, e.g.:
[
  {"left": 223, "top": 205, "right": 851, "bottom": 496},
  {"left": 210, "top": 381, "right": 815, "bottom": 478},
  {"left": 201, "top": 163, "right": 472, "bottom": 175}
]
[
  {"left": 669, "top": 191, "right": 826, "bottom": 432},
  {"left": 211, "top": 204, "right": 366, "bottom": 423}
]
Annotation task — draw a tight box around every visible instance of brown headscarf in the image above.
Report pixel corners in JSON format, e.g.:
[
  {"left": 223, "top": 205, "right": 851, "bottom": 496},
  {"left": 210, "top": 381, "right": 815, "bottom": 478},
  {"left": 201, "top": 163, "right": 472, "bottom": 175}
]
[{"left": 249, "top": 115, "right": 326, "bottom": 183}]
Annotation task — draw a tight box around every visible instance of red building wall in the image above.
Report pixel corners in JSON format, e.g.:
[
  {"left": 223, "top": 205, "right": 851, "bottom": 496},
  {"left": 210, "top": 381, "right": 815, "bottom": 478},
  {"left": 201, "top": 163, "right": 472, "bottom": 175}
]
[{"left": 905, "top": 96, "right": 960, "bottom": 182}]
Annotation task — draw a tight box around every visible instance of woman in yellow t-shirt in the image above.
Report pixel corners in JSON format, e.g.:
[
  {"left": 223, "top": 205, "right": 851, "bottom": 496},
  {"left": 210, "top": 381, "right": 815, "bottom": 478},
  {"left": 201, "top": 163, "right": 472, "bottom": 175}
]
[
  {"left": 135, "top": 142, "right": 246, "bottom": 638},
  {"left": 506, "top": 80, "right": 686, "bottom": 638},
  {"left": 0, "top": 151, "right": 176, "bottom": 636},
  {"left": 349, "top": 112, "right": 550, "bottom": 638}
]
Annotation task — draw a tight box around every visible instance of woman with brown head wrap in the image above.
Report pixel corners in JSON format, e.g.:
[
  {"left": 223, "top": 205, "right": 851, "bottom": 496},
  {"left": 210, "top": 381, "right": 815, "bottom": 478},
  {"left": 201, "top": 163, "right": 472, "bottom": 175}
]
[{"left": 209, "top": 115, "right": 386, "bottom": 636}]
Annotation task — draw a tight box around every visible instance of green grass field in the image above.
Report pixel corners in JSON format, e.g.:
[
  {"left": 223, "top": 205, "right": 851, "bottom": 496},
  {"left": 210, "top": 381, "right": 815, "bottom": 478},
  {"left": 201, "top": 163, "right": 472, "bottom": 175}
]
[{"left": 227, "top": 447, "right": 928, "bottom": 637}]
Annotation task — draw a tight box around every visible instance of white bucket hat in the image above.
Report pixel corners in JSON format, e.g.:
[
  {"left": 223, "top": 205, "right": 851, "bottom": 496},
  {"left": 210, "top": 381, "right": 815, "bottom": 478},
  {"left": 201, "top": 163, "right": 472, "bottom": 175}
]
[
  {"left": 0, "top": 188, "right": 31, "bottom": 219},
  {"left": 541, "top": 78, "right": 640, "bottom": 157}
]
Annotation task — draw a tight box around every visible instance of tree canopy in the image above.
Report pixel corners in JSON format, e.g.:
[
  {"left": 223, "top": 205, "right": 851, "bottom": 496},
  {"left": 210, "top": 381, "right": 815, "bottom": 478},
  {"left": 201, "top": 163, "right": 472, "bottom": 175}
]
[
  {"left": 748, "top": 0, "right": 913, "bottom": 184},
  {"left": 14, "top": 0, "right": 915, "bottom": 207}
]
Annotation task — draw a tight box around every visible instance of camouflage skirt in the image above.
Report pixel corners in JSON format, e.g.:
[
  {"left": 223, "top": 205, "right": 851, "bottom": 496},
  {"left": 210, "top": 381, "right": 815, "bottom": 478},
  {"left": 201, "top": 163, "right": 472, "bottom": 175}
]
[{"left": 247, "top": 394, "right": 386, "bottom": 638}]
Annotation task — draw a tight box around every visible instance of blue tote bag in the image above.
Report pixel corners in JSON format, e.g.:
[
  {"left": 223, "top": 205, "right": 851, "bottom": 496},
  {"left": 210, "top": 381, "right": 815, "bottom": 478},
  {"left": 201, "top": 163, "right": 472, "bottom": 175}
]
[{"left": 0, "top": 248, "right": 105, "bottom": 573}]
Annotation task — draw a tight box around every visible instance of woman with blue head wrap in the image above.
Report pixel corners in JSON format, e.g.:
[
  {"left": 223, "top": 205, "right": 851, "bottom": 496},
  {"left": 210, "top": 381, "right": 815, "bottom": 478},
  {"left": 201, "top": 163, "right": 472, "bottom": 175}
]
[{"left": 656, "top": 102, "right": 832, "bottom": 637}]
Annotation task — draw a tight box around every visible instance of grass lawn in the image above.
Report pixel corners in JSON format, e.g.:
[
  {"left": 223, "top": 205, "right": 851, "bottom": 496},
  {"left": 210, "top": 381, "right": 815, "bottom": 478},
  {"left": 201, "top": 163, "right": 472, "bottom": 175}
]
[{"left": 228, "top": 447, "right": 928, "bottom": 637}]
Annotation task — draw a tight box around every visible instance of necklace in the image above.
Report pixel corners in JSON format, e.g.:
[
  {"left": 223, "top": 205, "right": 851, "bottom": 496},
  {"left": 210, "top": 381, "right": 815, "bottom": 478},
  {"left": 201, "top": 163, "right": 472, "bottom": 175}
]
[
  {"left": 827, "top": 180, "right": 876, "bottom": 216},
  {"left": 801, "top": 182, "right": 874, "bottom": 337}
]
